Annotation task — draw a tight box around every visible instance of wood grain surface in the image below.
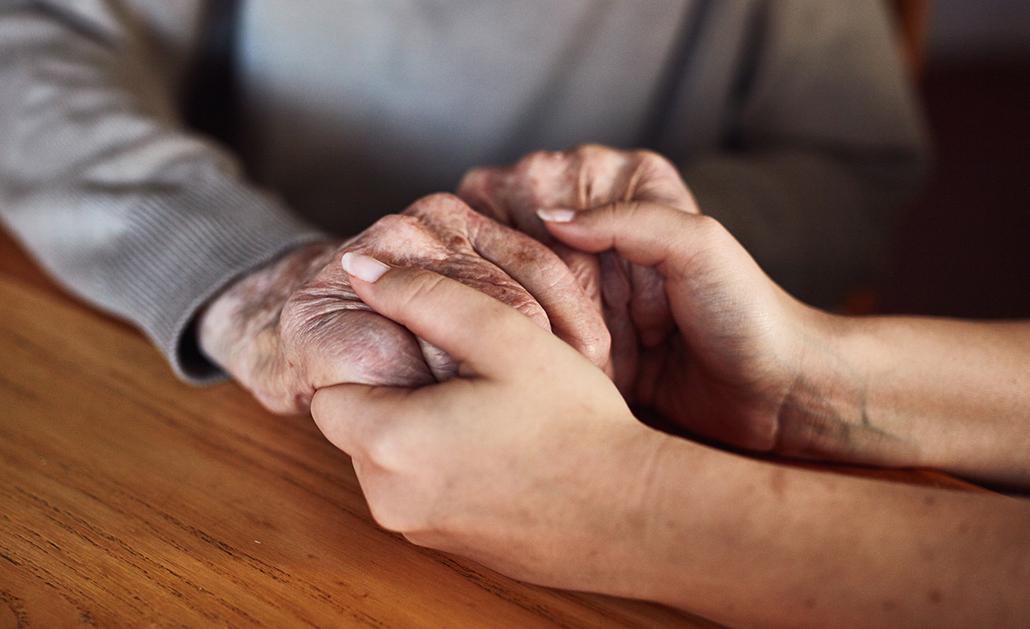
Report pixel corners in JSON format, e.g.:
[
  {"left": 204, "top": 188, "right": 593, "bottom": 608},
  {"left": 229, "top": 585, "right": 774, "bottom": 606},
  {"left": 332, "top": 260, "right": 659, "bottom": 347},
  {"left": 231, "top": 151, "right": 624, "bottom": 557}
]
[{"left": 0, "top": 234, "right": 983, "bottom": 627}]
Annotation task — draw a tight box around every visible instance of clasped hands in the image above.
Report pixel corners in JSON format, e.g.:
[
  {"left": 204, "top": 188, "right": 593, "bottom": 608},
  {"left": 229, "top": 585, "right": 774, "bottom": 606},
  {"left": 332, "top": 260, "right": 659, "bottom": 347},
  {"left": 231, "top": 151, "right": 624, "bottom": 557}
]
[
  {"left": 199, "top": 144, "right": 696, "bottom": 411},
  {"left": 198, "top": 145, "right": 876, "bottom": 594}
]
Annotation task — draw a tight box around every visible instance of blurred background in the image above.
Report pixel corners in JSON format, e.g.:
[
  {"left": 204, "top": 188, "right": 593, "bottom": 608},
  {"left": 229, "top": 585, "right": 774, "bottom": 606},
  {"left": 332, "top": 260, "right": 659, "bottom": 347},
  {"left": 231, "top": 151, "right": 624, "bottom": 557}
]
[
  {"left": 1, "top": 0, "right": 1026, "bottom": 320},
  {"left": 879, "top": 0, "right": 1030, "bottom": 318}
]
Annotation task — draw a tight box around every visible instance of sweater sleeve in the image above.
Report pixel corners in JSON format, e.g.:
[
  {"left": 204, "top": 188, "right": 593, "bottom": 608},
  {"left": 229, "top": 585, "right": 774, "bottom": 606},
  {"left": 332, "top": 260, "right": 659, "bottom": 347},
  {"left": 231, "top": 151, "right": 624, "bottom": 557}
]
[
  {"left": 681, "top": 0, "right": 929, "bottom": 305},
  {"left": 0, "top": 0, "right": 326, "bottom": 383}
]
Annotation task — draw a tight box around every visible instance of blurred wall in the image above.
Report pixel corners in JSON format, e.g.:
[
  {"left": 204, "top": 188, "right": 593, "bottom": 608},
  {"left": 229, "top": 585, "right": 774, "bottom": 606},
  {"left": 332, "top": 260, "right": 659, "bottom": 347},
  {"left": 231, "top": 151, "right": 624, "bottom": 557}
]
[
  {"left": 879, "top": 0, "right": 1030, "bottom": 318},
  {"left": 928, "top": 0, "right": 1030, "bottom": 61}
]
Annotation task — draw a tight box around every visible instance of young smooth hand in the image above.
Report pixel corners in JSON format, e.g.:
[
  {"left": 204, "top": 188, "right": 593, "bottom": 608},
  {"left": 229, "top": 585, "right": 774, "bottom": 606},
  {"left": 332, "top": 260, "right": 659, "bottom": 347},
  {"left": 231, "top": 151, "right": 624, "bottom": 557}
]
[
  {"left": 544, "top": 200, "right": 1030, "bottom": 482},
  {"left": 539, "top": 201, "right": 879, "bottom": 462},
  {"left": 310, "top": 254, "right": 671, "bottom": 597},
  {"left": 311, "top": 216, "right": 1030, "bottom": 629}
]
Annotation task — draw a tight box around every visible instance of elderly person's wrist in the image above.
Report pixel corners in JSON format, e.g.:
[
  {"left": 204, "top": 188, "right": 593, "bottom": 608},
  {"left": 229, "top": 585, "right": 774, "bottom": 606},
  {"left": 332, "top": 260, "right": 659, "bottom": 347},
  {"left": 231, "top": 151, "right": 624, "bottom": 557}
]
[{"left": 198, "top": 241, "right": 338, "bottom": 375}]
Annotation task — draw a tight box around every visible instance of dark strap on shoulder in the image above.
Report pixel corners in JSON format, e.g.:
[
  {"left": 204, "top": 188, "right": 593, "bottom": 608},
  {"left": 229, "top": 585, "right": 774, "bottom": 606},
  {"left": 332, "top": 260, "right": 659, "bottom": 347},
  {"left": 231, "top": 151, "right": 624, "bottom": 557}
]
[
  {"left": 639, "top": 0, "right": 712, "bottom": 150},
  {"left": 183, "top": 0, "right": 242, "bottom": 147}
]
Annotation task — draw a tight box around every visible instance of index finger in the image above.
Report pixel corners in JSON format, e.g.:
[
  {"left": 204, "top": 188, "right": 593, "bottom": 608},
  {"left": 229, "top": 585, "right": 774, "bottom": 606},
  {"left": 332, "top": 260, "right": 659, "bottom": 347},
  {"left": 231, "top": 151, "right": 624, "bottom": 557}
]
[
  {"left": 468, "top": 216, "right": 611, "bottom": 369},
  {"left": 341, "top": 253, "right": 565, "bottom": 377},
  {"left": 537, "top": 201, "right": 732, "bottom": 278}
]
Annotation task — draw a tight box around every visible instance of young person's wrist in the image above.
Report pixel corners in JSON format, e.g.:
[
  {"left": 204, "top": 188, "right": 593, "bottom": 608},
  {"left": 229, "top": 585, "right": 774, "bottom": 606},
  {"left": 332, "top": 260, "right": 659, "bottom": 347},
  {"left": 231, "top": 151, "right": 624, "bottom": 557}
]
[
  {"left": 772, "top": 308, "right": 924, "bottom": 467},
  {"left": 620, "top": 438, "right": 795, "bottom": 621}
]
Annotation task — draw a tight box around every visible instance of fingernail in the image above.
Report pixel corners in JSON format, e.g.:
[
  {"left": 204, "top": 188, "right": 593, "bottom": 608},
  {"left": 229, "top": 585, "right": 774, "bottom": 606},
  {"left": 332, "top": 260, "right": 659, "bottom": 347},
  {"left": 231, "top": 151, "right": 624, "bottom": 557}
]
[
  {"left": 341, "top": 252, "right": 390, "bottom": 283},
  {"left": 536, "top": 208, "right": 577, "bottom": 223}
]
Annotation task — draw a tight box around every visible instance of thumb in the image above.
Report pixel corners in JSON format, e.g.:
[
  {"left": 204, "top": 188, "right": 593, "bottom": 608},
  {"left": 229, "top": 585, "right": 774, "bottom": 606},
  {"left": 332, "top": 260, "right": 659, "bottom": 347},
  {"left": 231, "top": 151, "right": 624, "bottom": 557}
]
[
  {"left": 536, "top": 201, "right": 733, "bottom": 276},
  {"left": 310, "top": 382, "right": 412, "bottom": 457},
  {"left": 340, "top": 253, "right": 558, "bottom": 377}
]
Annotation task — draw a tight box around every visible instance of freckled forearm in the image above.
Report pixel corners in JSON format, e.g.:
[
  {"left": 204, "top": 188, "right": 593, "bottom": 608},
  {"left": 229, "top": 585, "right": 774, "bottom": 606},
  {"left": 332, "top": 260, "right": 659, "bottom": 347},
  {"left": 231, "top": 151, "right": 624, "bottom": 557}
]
[
  {"left": 825, "top": 316, "right": 1030, "bottom": 486},
  {"left": 638, "top": 446, "right": 1030, "bottom": 627},
  {"left": 773, "top": 312, "right": 1030, "bottom": 486},
  {"left": 774, "top": 308, "right": 925, "bottom": 468},
  {"left": 761, "top": 470, "right": 1030, "bottom": 628}
]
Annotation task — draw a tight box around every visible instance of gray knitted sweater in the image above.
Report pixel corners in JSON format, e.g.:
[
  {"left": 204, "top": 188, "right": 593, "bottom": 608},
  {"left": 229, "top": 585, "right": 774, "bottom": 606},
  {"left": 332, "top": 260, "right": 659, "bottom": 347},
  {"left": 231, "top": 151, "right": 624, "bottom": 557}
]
[{"left": 0, "top": 0, "right": 926, "bottom": 382}]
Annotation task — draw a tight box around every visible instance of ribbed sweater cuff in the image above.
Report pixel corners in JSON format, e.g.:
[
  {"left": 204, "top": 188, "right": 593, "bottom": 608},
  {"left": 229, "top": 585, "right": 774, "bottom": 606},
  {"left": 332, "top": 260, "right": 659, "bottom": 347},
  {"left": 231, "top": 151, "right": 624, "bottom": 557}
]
[{"left": 122, "top": 179, "right": 327, "bottom": 384}]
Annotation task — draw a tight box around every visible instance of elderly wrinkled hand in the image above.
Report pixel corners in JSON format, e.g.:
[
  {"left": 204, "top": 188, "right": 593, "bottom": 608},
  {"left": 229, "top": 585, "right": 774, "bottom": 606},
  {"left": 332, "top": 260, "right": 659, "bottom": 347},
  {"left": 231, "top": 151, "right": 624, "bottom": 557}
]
[
  {"left": 199, "top": 193, "right": 608, "bottom": 414},
  {"left": 458, "top": 144, "right": 698, "bottom": 391}
]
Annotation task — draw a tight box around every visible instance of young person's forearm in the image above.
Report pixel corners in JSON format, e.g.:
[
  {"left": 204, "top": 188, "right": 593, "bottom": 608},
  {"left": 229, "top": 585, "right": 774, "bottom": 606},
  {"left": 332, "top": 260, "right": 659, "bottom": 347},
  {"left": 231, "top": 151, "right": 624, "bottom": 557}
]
[
  {"left": 784, "top": 315, "right": 1030, "bottom": 486},
  {"left": 633, "top": 441, "right": 1030, "bottom": 627},
  {"left": 836, "top": 317, "right": 1029, "bottom": 485}
]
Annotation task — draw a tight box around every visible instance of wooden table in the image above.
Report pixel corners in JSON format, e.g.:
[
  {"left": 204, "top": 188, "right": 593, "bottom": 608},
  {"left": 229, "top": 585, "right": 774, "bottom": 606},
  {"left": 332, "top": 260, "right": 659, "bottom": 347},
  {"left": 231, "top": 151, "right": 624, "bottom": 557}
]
[{"left": 0, "top": 232, "right": 983, "bottom": 627}]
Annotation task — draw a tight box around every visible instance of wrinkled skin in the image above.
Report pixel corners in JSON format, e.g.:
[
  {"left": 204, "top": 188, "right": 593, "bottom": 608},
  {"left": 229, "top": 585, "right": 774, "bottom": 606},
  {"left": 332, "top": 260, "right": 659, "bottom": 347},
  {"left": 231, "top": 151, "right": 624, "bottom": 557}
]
[
  {"left": 458, "top": 144, "right": 699, "bottom": 391},
  {"left": 199, "top": 193, "right": 608, "bottom": 414}
]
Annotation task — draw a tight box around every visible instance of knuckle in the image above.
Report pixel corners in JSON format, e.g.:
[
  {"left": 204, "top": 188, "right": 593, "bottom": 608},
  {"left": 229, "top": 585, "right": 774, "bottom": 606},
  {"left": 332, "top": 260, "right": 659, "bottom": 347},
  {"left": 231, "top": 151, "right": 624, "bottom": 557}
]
[
  {"left": 574, "top": 330, "right": 611, "bottom": 368},
  {"left": 308, "top": 383, "right": 354, "bottom": 426},
  {"left": 632, "top": 148, "right": 672, "bottom": 168},
  {"left": 694, "top": 214, "right": 728, "bottom": 240},
  {"left": 517, "top": 149, "right": 560, "bottom": 171},
  {"left": 423, "top": 191, "right": 464, "bottom": 206},
  {"left": 518, "top": 149, "right": 549, "bottom": 164},
  {"left": 363, "top": 424, "right": 409, "bottom": 471},
  {"left": 365, "top": 491, "right": 418, "bottom": 533},
  {"left": 612, "top": 199, "right": 644, "bottom": 222},
  {"left": 360, "top": 463, "right": 438, "bottom": 535},
  {"left": 310, "top": 393, "right": 353, "bottom": 447},
  {"left": 574, "top": 143, "right": 607, "bottom": 158},
  {"left": 456, "top": 168, "right": 488, "bottom": 192},
  {"left": 636, "top": 150, "right": 681, "bottom": 182},
  {"left": 459, "top": 166, "right": 487, "bottom": 181},
  {"left": 585, "top": 329, "right": 613, "bottom": 366},
  {"left": 256, "top": 389, "right": 300, "bottom": 416},
  {"left": 404, "top": 192, "right": 468, "bottom": 217},
  {"left": 684, "top": 214, "right": 734, "bottom": 258},
  {"left": 629, "top": 149, "right": 690, "bottom": 192},
  {"left": 372, "top": 212, "right": 419, "bottom": 232},
  {"left": 309, "top": 387, "right": 331, "bottom": 420}
]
